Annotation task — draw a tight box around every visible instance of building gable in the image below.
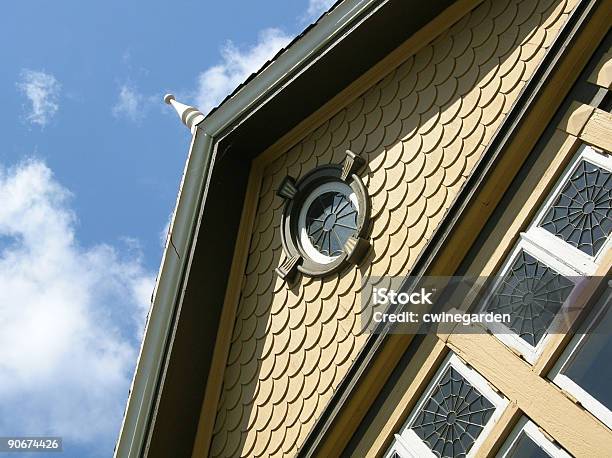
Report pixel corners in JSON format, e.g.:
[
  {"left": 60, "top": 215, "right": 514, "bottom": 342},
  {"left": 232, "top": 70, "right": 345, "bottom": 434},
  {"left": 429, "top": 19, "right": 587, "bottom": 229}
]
[{"left": 206, "top": 0, "right": 581, "bottom": 456}]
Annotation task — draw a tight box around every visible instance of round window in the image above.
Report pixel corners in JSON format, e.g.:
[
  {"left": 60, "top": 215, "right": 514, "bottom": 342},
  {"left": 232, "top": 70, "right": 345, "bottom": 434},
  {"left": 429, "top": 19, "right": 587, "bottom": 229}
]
[
  {"left": 276, "top": 151, "right": 371, "bottom": 281},
  {"left": 298, "top": 182, "right": 359, "bottom": 264}
]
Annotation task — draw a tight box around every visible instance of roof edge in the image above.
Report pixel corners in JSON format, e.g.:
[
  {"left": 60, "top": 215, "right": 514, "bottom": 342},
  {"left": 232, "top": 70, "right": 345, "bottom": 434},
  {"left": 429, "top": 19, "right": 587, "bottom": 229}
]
[
  {"left": 115, "top": 0, "right": 391, "bottom": 455},
  {"left": 197, "top": 0, "right": 386, "bottom": 137}
]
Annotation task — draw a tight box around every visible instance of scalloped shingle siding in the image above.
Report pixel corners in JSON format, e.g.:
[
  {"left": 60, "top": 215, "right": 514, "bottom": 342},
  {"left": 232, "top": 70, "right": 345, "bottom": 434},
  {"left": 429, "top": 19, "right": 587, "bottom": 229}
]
[{"left": 209, "top": 0, "right": 578, "bottom": 455}]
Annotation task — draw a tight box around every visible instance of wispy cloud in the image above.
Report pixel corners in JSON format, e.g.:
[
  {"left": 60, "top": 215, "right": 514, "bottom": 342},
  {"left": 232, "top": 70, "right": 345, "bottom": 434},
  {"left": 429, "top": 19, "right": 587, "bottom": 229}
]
[
  {"left": 160, "top": 211, "right": 174, "bottom": 248},
  {"left": 112, "top": 84, "right": 151, "bottom": 122},
  {"left": 16, "top": 70, "right": 61, "bottom": 127},
  {"left": 195, "top": 28, "right": 292, "bottom": 114},
  {"left": 306, "top": 0, "right": 335, "bottom": 20},
  {"left": 0, "top": 160, "right": 154, "bottom": 454}
]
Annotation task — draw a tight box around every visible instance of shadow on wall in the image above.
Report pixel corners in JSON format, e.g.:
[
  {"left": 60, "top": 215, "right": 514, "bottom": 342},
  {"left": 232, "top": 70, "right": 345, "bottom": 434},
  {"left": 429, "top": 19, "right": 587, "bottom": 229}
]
[{"left": 210, "top": 0, "right": 576, "bottom": 456}]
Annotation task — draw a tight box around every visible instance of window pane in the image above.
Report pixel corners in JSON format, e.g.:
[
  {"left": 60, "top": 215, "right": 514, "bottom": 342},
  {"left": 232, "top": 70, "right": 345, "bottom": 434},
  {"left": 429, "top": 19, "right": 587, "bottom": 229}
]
[
  {"left": 562, "top": 297, "right": 612, "bottom": 411},
  {"left": 506, "top": 432, "right": 551, "bottom": 458},
  {"left": 410, "top": 365, "right": 495, "bottom": 457},
  {"left": 486, "top": 250, "right": 573, "bottom": 346},
  {"left": 305, "top": 191, "right": 358, "bottom": 257},
  {"left": 540, "top": 159, "right": 612, "bottom": 257}
]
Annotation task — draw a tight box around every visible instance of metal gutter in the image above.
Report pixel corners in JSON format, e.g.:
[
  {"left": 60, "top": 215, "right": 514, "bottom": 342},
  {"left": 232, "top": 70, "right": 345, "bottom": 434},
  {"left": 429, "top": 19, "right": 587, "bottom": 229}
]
[
  {"left": 114, "top": 1, "right": 391, "bottom": 456},
  {"left": 114, "top": 129, "right": 213, "bottom": 458}
]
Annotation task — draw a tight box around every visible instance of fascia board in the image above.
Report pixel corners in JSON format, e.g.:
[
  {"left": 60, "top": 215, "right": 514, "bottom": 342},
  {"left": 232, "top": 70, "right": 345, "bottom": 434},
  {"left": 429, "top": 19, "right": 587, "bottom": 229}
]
[
  {"left": 115, "top": 129, "right": 213, "bottom": 458},
  {"left": 116, "top": 0, "right": 391, "bottom": 455}
]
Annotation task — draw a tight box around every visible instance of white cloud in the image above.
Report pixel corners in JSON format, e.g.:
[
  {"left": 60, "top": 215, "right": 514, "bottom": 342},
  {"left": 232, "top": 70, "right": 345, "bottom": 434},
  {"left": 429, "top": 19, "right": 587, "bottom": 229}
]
[
  {"left": 112, "top": 85, "right": 145, "bottom": 122},
  {"left": 17, "top": 70, "right": 61, "bottom": 127},
  {"left": 195, "top": 28, "right": 292, "bottom": 114},
  {"left": 0, "top": 160, "right": 154, "bottom": 454},
  {"left": 306, "top": 0, "right": 336, "bottom": 19},
  {"left": 160, "top": 211, "right": 173, "bottom": 248}
]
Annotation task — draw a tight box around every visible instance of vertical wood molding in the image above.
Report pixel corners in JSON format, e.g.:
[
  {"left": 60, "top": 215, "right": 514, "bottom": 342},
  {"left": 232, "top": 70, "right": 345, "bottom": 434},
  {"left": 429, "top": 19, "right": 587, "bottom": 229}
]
[
  {"left": 191, "top": 161, "right": 265, "bottom": 458},
  {"left": 474, "top": 403, "right": 522, "bottom": 457},
  {"left": 464, "top": 129, "right": 580, "bottom": 278},
  {"left": 352, "top": 336, "right": 448, "bottom": 458}
]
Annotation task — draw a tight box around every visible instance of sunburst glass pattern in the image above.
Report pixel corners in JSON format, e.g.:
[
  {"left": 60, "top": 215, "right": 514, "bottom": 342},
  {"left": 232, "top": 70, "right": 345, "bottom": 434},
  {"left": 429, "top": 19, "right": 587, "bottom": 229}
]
[
  {"left": 305, "top": 191, "right": 358, "bottom": 257},
  {"left": 410, "top": 366, "right": 495, "bottom": 458},
  {"left": 541, "top": 160, "right": 612, "bottom": 257},
  {"left": 486, "top": 250, "right": 574, "bottom": 346}
]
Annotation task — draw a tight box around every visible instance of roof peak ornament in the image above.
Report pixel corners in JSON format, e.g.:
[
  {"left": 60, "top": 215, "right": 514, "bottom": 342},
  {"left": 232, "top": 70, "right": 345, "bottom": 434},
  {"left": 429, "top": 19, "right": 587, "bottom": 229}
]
[{"left": 164, "top": 94, "right": 205, "bottom": 133}]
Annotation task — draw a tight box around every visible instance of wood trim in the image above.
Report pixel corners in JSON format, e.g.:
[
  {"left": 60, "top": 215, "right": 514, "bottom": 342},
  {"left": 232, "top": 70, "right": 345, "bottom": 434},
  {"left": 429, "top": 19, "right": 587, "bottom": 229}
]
[
  {"left": 580, "top": 106, "right": 612, "bottom": 151},
  {"left": 464, "top": 130, "right": 580, "bottom": 279},
  {"left": 191, "top": 161, "right": 265, "bottom": 458},
  {"left": 445, "top": 330, "right": 612, "bottom": 457},
  {"left": 314, "top": 334, "right": 418, "bottom": 458},
  {"left": 559, "top": 101, "right": 596, "bottom": 136},
  {"left": 350, "top": 336, "right": 448, "bottom": 458},
  {"left": 474, "top": 402, "right": 522, "bottom": 458},
  {"left": 560, "top": 103, "right": 612, "bottom": 152},
  {"left": 588, "top": 51, "right": 612, "bottom": 89},
  {"left": 450, "top": 129, "right": 577, "bottom": 314},
  {"left": 253, "top": 0, "right": 486, "bottom": 170},
  {"left": 465, "top": 102, "right": 612, "bottom": 279}
]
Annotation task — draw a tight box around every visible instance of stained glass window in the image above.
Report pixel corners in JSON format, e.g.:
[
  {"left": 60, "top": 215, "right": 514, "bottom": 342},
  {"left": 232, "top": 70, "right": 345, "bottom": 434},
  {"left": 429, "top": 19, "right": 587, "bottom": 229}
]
[
  {"left": 410, "top": 366, "right": 495, "bottom": 457},
  {"left": 305, "top": 191, "right": 358, "bottom": 257},
  {"left": 540, "top": 160, "right": 612, "bottom": 257},
  {"left": 485, "top": 250, "right": 574, "bottom": 346}
]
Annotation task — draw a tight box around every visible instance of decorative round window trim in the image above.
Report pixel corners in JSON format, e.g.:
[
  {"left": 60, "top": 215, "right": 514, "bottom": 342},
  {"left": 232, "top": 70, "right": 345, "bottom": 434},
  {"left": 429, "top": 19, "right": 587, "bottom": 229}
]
[{"left": 275, "top": 150, "right": 371, "bottom": 281}]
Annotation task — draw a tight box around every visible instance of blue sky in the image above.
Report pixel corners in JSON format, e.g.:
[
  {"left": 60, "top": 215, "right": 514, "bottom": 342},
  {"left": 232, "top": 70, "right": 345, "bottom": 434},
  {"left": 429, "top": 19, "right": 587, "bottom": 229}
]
[{"left": 0, "top": 1, "right": 333, "bottom": 457}]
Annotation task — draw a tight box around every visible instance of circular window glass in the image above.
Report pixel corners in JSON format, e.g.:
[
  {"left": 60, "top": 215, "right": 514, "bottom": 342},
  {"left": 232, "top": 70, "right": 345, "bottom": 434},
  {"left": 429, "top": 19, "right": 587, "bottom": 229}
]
[{"left": 298, "top": 182, "right": 359, "bottom": 264}]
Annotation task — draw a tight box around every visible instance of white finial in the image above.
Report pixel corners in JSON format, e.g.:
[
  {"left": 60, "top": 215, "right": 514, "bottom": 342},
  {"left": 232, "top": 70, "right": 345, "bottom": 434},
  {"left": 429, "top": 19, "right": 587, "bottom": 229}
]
[{"left": 164, "top": 94, "right": 205, "bottom": 133}]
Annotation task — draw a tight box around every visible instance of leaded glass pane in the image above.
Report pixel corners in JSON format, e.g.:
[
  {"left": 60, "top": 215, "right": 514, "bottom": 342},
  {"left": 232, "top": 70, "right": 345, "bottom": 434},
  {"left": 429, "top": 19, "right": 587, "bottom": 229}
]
[
  {"left": 410, "top": 366, "right": 495, "bottom": 458},
  {"left": 305, "top": 191, "right": 358, "bottom": 257},
  {"left": 486, "top": 250, "right": 573, "bottom": 346},
  {"left": 540, "top": 160, "right": 612, "bottom": 257}
]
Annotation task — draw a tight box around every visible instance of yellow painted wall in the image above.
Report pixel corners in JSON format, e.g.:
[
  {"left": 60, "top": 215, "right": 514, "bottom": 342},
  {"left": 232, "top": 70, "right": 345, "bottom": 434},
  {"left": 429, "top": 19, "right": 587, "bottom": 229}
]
[{"left": 208, "top": 0, "right": 579, "bottom": 455}]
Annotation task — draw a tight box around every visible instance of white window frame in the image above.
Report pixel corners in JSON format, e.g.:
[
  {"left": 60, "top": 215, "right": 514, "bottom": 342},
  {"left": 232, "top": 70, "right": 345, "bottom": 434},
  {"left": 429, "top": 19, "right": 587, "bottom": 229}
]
[
  {"left": 529, "top": 144, "right": 612, "bottom": 269},
  {"left": 496, "top": 417, "right": 571, "bottom": 458},
  {"left": 548, "top": 287, "right": 612, "bottom": 429},
  {"left": 480, "top": 237, "right": 583, "bottom": 364},
  {"left": 385, "top": 353, "right": 507, "bottom": 458},
  {"left": 481, "top": 144, "right": 612, "bottom": 364}
]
